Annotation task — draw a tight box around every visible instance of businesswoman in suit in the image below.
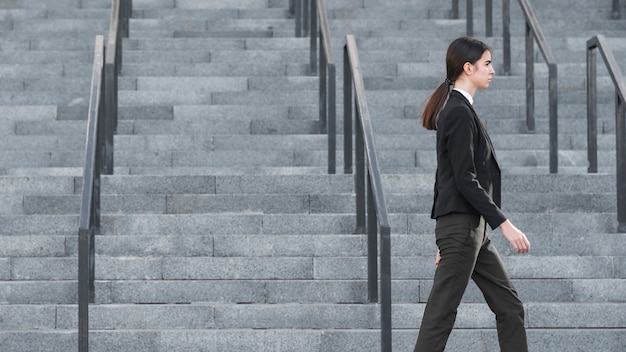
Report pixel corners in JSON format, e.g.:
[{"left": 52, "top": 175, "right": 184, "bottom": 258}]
[{"left": 413, "top": 37, "right": 531, "bottom": 352}]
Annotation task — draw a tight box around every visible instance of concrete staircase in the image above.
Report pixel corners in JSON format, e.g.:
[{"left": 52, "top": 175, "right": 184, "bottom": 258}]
[{"left": 1, "top": 0, "right": 625, "bottom": 351}]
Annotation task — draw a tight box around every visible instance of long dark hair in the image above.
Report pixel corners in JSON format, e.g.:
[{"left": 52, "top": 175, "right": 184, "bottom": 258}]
[{"left": 421, "top": 37, "right": 491, "bottom": 130}]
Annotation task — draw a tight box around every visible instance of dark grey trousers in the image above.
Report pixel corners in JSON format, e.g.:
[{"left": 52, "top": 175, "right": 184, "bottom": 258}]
[{"left": 413, "top": 213, "right": 528, "bottom": 352}]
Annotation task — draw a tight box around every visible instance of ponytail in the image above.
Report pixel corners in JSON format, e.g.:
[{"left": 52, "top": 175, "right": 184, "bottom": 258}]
[{"left": 421, "top": 81, "right": 452, "bottom": 130}]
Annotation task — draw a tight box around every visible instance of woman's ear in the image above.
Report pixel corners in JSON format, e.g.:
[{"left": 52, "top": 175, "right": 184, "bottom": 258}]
[{"left": 463, "top": 62, "right": 473, "bottom": 75}]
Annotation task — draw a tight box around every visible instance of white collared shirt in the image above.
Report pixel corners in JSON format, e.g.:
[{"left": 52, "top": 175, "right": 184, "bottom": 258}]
[{"left": 453, "top": 88, "right": 473, "bottom": 105}]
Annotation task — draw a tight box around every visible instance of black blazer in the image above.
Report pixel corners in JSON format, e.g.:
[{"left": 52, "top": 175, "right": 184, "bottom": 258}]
[{"left": 430, "top": 90, "right": 507, "bottom": 230}]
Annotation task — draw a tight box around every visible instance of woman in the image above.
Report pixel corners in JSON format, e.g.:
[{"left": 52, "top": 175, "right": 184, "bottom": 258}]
[{"left": 413, "top": 37, "right": 531, "bottom": 352}]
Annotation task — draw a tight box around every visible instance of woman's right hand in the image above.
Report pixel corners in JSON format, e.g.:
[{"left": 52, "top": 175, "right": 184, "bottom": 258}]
[{"left": 499, "top": 219, "right": 531, "bottom": 253}]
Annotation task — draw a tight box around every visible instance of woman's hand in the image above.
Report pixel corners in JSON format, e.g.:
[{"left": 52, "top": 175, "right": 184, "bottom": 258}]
[
  {"left": 499, "top": 219, "right": 530, "bottom": 253},
  {"left": 435, "top": 250, "right": 441, "bottom": 267}
]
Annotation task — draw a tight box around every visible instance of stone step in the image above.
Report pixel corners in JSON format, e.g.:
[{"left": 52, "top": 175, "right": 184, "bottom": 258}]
[
  {"left": 2, "top": 226, "right": 623, "bottom": 257},
  {"left": 0, "top": 172, "right": 617, "bottom": 214},
  {"left": 0, "top": 211, "right": 620, "bottom": 237},
  {"left": 130, "top": 18, "right": 295, "bottom": 33},
  {"left": 0, "top": 302, "right": 623, "bottom": 332},
  {"left": 0, "top": 327, "right": 623, "bottom": 352},
  {"left": 11, "top": 188, "right": 616, "bottom": 215},
  {"left": 0, "top": 0, "right": 111, "bottom": 8},
  {"left": 1, "top": 252, "right": 624, "bottom": 285},
  {"left": 121, "top": 61, "right": 310, "bottom": 76},
  {"left": 125, "top": 36, "right": 309, "bottom": 51},
  {"left": 0, "top": 63, "right": 92, "bottom": 79},
  {"left": 133, "top": 7, "right": 291, "bottom": 20}
]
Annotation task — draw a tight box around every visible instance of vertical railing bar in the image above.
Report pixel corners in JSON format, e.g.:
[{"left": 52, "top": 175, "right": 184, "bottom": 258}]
[
  {"left": 355, "top": 102, "right": 366, "bottom": 234},
  {"left": 612, "top": 0, "right": 621, "bottom": 19},
  {"left": 309, "top": 0, "right": 317, "bottom": 74},
  {"left": 518, "top": 0, "right": 558, "bottom": 172},
  {"left": 466, "top": 0, "right": 473, "bottom": 36},
  {"left": 320, "top": 42, "right": 327, "bottom": 134},
  {"left": 587, "top": 43, "right": 598, "bottom": 173},
  {"left": 313, "top": 0, "right": 336, "bottom": 173},
  {"left": 451, "top": 0, "right": 459, "bottom": 19},
  {"left": 548, "top": 64, "right": 558, "bottom": 173},
  {"left": 367, "top": 176, "right": 378, "bottom": 303},
  {"left": 380, "top": 224, "right": 392, "bottom": 352},
  {"left": 503, "top": 0, "right": 511, "bottom": 75},
  {"left": 525, "top": 22, "right": 535, "bottom": 133},
  {"left": 78, "top": 228, "right": 90, "bottom": 352},
  {"left": 485, "top": 0, "right": 492, "bottom": 37},
  {"left": 328, "top": 63, "right": 336, "bottom": 174},
  {"left": 103, "top": 62, "right": 115, "bottom": 174},
  {"left": 304, "top": 0, "right": 310, "bottom": 37},
  {"left": 344, "top": 46, "right": 353, "bottom": 174},
  {"left": 617, "top": 95, "right": 626, "bottom": 232},
  {"left": 295, "top": 0, "right": 302, "bottom": 37}
]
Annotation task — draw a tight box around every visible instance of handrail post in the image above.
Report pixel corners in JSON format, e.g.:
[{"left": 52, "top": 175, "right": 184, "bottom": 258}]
[
  {"left": 304, "top": 0, "right": 310, "bottom": 37},
  {"left": 587, "top": 41, "right": 598, "bottom": 173},
  {"left": 466, "top": 0, "right": 473, "bottom": 37},
  {"left": 485, "top": 0, "right": 493, "bottom": 37},
  {"left": 548, "top": 63, "right": 558, "bottom": 174},
  {"left": 451, "top": 0, "right": 459, "bottom": 19},
  {"left": 344, "top": 47, "right": 353, "bottom": 175},
  {"left": 295, "top": 0, "right": 302, "bottom": 37},
  {"left": 328, "top": 63, "right": 336, "bottom": 174},
  {"left": 355, "top": 98, "right": 366, "bottom": 234},
  {"left": 586, "top": 35, "right": 626, "bottom": 232},
  {"left": 380, "top": 224, "right": 392, "bottom": 352},
  {"left": 518, "top": 0, "right": 559, "bottom": 172},
  {"left": 311, "top": 0, "right": 336, "bottom": 173},
  {"left": 104, "top": 60, "right": 116, "bottom": 175},
  {"left": 617, "top": 94, "right": 626, "bottom": 232},
  {"left": 319, "top": 39, "right": 327, "bottom": 134},
  {"left": 525, "top": 22, "right": 534, "bottom": 133},
  {"left": 503, "top": 0, "right": 511, "bottom": 75},
  {"left": 453, "top": 0, "right": 491, "bottom": 36},
  {"left": 367, "top": 177, "right": 378, "bottom": 303},
  {"left": 309, "top": 0, "right": 317, "bottom": 74}
]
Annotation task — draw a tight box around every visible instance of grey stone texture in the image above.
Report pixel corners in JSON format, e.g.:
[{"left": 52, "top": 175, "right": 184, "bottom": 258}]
[{"left": 1, "top": 0, "right": 626, "bottom": 350}]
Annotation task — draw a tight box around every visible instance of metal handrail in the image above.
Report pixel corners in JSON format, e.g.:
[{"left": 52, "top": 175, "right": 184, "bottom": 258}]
[
  {"left": 586, "top": 35, "right": 626, "bottom": 233},
  {"left": 103, "top": 0, "right": 132, "bottom": 174},
  {"left": 451, "top": 0, "right": 493, "bottom": 37},
  {"left": 503, "top": 0, "right": 558, "bottom": 173},
  {"left": 293, "top": 0, "right": 337, "bottom": 174},
  {"left": 293, "top": 0, "right": 310, "bottom": 38},
  {"left": 311, "top": 0, "right": 336, "bottom": 173},
  {"left": 344, "top": 34, "right": 392, "bottom": 352},
  {"left": 78, "top": 35, "right": 105, "bottom": 352},
  {"left": 78, "top": 1, "right": 131, "bottom": 351}
]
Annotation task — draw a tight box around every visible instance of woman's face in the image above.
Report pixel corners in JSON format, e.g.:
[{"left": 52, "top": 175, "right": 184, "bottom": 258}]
[{"left": 468, "top": 50, "right": 495, "bottom": 89}]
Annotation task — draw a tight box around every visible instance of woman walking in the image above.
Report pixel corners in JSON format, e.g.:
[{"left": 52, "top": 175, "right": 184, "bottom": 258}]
[{"left": 413, "top": 37, "right": 531, "bottom": 352}]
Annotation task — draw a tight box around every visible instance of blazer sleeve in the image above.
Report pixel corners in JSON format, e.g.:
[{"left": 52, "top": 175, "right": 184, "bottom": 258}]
[{"left": 443, "top": 105, "right": 507, "bottom": 229}]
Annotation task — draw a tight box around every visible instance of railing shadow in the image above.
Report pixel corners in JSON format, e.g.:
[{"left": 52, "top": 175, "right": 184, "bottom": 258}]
[{"left": 586, "top": 35, "right": 626, "bottom": 233}]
